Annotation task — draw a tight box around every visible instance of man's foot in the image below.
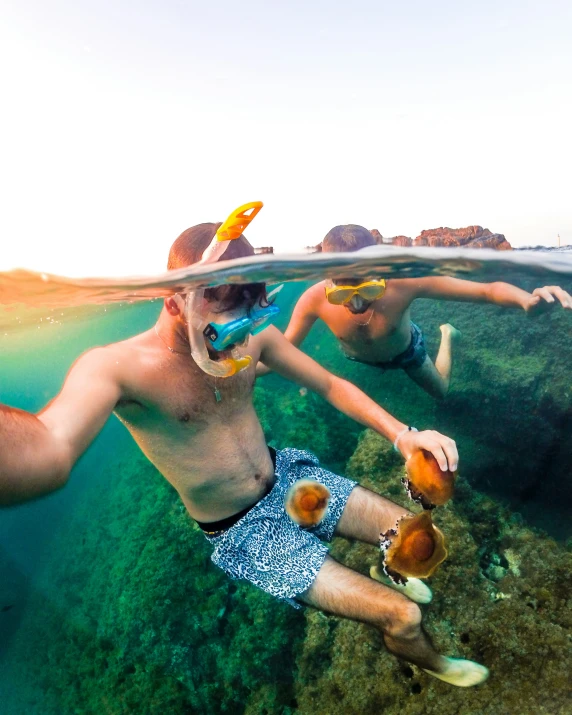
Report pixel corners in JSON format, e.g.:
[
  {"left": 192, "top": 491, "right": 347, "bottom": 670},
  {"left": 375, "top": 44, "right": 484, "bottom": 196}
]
[
  {"left": 369, "top": 565, "right": 433, "bottom": 604},
  {"left": 423, "top": 657, "right": 489, "bottom": 687},
  {"left": 440, "top": 323, "right": 461, "bottom": 341}
]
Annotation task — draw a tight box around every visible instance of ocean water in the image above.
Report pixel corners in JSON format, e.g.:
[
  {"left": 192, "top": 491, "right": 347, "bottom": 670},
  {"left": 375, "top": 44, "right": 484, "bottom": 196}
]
[{"left": 1, "top": 248, "right": 571, "bottom": 714}]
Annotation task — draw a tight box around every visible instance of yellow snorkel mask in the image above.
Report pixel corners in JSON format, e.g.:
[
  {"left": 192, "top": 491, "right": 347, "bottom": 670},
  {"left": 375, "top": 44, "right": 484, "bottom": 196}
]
[
  {"left": 325, "top": 279, "right": 387, "bottom": 306},
  {"left": 187, "top": 202, "right": 263, "bottom": 378}
]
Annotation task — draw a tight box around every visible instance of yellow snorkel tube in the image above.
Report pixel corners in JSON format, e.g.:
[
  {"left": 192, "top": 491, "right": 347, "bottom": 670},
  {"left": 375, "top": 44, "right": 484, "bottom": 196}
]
[{"left": 187, "top": 202, "right": 263, "bottom": 378}]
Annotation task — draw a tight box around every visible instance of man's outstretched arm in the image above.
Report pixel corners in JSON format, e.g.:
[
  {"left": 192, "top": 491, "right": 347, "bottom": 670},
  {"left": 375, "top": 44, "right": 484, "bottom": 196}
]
[
  {"left": 0, "top": 348, "right": 122, "bottom": 506},
  {"left": 412, "top": 276, "right": 572, "bottom": 313},
  {"left": 257, "top": 285, "right": 321, "bottom": 377},
  {"left": 258, "top": 326, "right": 458, "bottom": 471}
]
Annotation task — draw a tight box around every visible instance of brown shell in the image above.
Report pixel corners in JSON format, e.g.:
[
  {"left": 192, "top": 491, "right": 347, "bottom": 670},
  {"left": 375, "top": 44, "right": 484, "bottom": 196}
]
[
  {"left": 285, "top": 479, "right": 331, "bottom": 528},
  {"left": 383, "top": 511, "right": 448, "bottom": 580},
  {"left": 405, "top": 449, "right": 457, "bottom": 508}
]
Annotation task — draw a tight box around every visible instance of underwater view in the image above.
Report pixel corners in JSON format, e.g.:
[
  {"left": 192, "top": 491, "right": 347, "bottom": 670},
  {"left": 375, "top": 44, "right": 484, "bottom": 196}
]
[{"left": 1, "top": 239, "right": 571, "bottom": 715}]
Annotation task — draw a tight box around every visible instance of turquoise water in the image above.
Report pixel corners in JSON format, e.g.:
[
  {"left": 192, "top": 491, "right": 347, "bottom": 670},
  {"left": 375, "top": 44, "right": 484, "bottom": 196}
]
[{"left": 1, "top": 252, "right": 571, "bottom": 714}]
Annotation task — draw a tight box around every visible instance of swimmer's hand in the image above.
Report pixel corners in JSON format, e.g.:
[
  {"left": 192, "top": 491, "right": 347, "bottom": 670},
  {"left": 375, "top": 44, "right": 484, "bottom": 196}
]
[
  {"left": 396, "top": 430, "right": 458, "bottom": 472},
  {"left": 525, "top": 286, "right": 572, "bottom": 316}
]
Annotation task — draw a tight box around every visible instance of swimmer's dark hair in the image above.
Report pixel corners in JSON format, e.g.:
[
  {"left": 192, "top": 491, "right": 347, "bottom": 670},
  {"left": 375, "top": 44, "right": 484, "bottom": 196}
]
[
  {"left": 321, "top": 224, "right": 376, "bottom": 253},
  {"left": 168, "top": 222, "right": 270, "bottom": 313}
]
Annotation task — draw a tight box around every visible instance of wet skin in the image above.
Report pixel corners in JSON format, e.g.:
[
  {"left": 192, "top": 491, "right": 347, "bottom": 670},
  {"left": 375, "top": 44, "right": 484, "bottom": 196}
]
[
  {"left": 24, "top": 297, "right": 457, "bottom": 524},
  {"left": 113, "top": 329, "right": 276, "bottom": 522},
  {"left": 320, "top": 283, "right": 415, "bottom": 363}
]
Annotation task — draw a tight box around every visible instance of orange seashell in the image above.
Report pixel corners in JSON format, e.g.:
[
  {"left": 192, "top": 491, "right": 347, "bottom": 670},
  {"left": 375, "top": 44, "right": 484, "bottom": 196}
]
[
  {"left": 380, "top": 511, "right": 448, "bottom": 583},
  {"left": 404, "top": 449, "right": 457, "bottom": 509},
  {"left": 285, "top": 479, "right": 331, "bottom": 528}
]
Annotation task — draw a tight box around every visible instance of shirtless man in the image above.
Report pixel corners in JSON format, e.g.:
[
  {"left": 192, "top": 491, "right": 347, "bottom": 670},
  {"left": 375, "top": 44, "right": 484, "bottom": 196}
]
[
  {"left": 0, "top": 215, "right": 488, "bottom": 687},
  {"left": 265, "top": 224, "right": 572, "bottom": 399}
]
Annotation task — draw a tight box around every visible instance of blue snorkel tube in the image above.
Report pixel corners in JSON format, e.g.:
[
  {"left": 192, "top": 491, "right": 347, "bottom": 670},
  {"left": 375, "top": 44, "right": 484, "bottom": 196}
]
[{"left": 186, "top": 202, "right": 279, "bottom": 377}]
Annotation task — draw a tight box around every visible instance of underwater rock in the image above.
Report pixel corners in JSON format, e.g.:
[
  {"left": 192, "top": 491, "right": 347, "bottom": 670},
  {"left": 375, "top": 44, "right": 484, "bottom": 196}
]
[
  {"left": 285, "top": 479, "right": 331, "bottom": 527},
  {"left": 404, "top": 449, "right": 457, "bottom": 508},
  {"left": 295, "top": 433, "right": 572, "bottom": 714},
  {"left": 414, "top": 225, "right": 512, "bottom": 250},
  {"left": 380, "top": 510, "right": 448, "bottom": 583},
  {"left": 503, "top": 547, "right": 522, "bottom": 577}
]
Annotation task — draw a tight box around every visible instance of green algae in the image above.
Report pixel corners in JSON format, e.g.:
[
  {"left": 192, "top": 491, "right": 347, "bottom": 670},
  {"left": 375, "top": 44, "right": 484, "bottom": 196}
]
[{"left": 295, "top": 432, "right": 571, "bottom": 715}]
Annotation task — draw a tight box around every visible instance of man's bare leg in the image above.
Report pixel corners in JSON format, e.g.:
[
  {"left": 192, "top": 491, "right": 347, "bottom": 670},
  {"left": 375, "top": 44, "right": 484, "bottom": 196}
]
[
  {"left": 334, "top": 484, "right": 408, "bottom": 546},
  {"left": 299, "top": 557, "right": 488, "bottom": 686},
  {"left": 334, "top": 486, "right": 432, "bottom": 603},
  {"left": 435, "top": 323, "right": 461, "bottom": 388},
  {"left": 405, "top": 324, "right": 461, "bottom": 400}
]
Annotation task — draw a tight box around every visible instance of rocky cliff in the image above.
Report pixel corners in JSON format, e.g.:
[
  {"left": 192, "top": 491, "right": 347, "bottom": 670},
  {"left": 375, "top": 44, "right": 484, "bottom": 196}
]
[
  {"left": 414, "top": 226, "right": 512, "bottom": 250},
  {"left": 369, "top": 225, "right": 512, "bottom": 250}
]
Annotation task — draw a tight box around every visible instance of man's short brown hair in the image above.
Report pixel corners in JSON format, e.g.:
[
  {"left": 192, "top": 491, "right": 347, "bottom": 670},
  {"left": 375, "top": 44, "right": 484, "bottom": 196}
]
[
  {"left": 167, "top": 222, "right": 269, "bottom": 313},
  {"left": 321, "top": 224, "right": 376, "bottom": 253}
]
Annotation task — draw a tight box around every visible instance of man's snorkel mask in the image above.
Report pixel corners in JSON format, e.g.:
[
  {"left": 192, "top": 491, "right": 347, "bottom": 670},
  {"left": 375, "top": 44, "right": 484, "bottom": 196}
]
[{"left": 186, "top": 201, "right": 280, "bottom": 378}]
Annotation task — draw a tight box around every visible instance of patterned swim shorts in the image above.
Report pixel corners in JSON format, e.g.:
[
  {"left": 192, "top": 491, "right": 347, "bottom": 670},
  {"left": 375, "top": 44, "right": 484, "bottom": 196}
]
[{"left": 204, "top": 448, "right": 357, "bottom": 608}]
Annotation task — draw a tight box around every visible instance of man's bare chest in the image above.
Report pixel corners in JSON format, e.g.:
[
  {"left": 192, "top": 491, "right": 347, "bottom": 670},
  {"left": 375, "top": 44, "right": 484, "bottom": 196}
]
[{"left": 117, "top": 359, "right": 256, "bottom": 426}]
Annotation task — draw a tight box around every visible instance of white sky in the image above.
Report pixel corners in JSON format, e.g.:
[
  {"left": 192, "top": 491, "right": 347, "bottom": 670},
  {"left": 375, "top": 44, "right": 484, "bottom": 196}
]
[{"left": 0, "top": 0, "right": 571, "bottom": 277}]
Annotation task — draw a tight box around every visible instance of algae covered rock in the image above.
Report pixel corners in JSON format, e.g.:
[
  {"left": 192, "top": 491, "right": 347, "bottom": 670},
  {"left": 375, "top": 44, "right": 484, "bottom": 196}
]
[{"left": 294, "top": 433, "right": 572, "bottom": 715}]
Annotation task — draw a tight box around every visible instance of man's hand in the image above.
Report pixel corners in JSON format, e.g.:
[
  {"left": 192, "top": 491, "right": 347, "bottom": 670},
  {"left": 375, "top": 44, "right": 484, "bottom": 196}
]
[
  {"left": 396, "top": 430, "right": 458, "bottom": 472},
  {"left": 524, "top": 286, "right": 572, "bottom": 316}
]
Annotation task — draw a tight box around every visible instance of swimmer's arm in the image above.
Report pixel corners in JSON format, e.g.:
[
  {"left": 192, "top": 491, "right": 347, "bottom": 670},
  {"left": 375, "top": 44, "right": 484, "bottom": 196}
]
[
  {"left": 256, "top": 285, "right": 320, "bottom": 377},
  {"left": 411, "top": 276, "right": 535, "bottom": 309},
  {"left": 0, "top": 349, "right": 122, "bottom": 506},
  {"left": 259, "top": 326, "right": 458, "bottom": 471},
  {"left": 414, "top": 277, "right": 572, "bottom": 313}
]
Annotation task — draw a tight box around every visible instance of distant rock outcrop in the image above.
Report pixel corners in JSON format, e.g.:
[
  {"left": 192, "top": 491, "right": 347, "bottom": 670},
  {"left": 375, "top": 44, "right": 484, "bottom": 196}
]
[
  {"left": 414, "top": 225, "right": 512, "bottom": 250},
  {"left": 309, "top": 225, "right": 514, "bottom": 252},
  {"left": 370, "top": 229, "right": 412, "bottom": 247}
]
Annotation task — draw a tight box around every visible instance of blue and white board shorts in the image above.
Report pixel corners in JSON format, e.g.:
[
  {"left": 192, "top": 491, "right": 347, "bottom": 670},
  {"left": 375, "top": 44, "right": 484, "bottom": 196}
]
[{"left": 204, "top": 448, "right": 357, "bottom": 608}]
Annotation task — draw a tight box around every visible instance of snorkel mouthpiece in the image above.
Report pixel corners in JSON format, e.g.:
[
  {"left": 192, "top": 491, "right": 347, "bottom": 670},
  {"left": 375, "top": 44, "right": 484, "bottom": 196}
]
[
  {"left": 225, "top": 354, "right": 252, "bottom": 375},
  {"left": 187, "top": 201, "right": 264, "bottom": 378}
]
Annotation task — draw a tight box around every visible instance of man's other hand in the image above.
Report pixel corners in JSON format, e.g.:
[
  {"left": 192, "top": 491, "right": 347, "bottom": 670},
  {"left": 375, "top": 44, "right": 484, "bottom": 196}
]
[
  {"left": 397, "top": 430, "right": 458, "bottom": 473},
  {"left": 525, "top": 286, "right": 572, "bottom": 316}
]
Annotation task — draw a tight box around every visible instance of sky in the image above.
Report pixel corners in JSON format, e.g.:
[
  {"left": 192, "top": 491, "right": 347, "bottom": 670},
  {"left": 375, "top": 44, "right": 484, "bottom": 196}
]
[{"left": 0, "top": 0, "right": 570, "bottom": 277}]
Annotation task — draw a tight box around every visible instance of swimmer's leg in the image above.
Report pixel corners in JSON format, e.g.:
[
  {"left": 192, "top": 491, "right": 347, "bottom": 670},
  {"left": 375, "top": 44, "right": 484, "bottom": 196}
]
[
  {"left": 334, "top": 486, "right": 433, "bottom": 604},
  {"left": 405, "top": 324, "right": 461, "bottom": 400},
  {"left": 334, "top": 485, "right": 410, "bottom": 545},
  {"left": 369, "top": 564, "right": 432, "bottom": 604},
  {"left": 299, "top": 556, "right": 488, "bottom": 687}
]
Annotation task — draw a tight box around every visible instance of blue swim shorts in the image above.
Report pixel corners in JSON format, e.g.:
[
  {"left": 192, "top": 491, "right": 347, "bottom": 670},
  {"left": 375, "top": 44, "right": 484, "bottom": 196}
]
[{"left": 203, "top": 448, "right": 357, "bottom": 608}]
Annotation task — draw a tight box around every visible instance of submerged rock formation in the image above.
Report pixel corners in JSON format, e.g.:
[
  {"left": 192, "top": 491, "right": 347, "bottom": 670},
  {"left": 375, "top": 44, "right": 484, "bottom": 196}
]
[
  {"left": 295, "top": 434, "right": 572, "bottom": 715},
  {"left": 414, "top": 226, "right": 512, "bottom": 250}
]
